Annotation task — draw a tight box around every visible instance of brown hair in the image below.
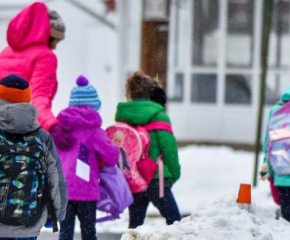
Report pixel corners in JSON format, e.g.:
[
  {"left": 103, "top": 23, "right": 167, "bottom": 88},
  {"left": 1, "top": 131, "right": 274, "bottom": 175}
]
[
  {"left": 126, "top": 71, "right": 156, "bottom": 100},
  {"left": 49, "top": 37, "right": 55, "bottom": 47}
]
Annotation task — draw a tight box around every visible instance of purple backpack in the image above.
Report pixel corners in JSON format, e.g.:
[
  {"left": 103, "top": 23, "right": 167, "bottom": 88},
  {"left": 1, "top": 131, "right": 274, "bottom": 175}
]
[{"left": 96, "top": 166, "right": 133, "bottom": 222}]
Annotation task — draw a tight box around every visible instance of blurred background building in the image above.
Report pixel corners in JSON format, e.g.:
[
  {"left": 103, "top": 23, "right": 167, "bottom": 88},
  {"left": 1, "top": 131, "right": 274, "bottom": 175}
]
[{"left": 0, "top": 0, "right": 289, "bottom": 146}]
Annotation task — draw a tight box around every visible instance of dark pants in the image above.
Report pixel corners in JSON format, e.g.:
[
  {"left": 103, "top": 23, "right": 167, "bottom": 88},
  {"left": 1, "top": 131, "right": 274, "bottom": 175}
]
[
  {"left": 0, "top": 238, "right": 36, "bottom": 240},
  {"left": 278, "top": 187, "right": 290, "bottom": 222},
  {"left": 59, "top": 201, "right": 97, "bottom": 240},
  {"left": 129, "top": 183, "right": 181, "bottom": 228}
]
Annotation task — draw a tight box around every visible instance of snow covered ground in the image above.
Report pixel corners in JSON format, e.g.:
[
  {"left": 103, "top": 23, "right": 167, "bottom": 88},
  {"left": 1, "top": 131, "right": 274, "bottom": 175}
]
[
  {"left": 43, "top": 145, "right": 290, "bottom": 239},
  {"left": 121, "top": 199, "right": 290, "bottom": 240},
  {"left": 102, "top": 145, "right": 290, "bottom": 239}
]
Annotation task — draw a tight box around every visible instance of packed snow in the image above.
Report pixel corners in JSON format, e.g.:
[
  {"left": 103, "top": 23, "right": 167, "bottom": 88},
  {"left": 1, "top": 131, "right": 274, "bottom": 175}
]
[
  {"left": 117, "top": 146, "right": 290, "bottom": 240},
  {"left": 122, "top": 199, "right": 290, "bottom": 240}
]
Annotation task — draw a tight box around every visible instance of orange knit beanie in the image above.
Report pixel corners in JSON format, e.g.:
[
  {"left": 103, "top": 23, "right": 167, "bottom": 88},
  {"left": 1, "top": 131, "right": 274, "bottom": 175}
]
[{"left": 0, "top": 74, "right": 31, "bottom": 103}]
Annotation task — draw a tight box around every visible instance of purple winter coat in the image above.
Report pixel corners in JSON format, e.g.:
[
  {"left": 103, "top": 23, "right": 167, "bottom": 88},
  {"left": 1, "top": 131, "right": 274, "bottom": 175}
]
[{"left": 52, "top": 106, "right": 119, "bottom": 201}]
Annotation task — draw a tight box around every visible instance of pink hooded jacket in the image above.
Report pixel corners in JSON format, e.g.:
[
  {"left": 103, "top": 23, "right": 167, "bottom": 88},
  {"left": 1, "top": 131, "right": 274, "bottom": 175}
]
[{"left": 0, "top": 2, "right": 59, "bottom": 131}]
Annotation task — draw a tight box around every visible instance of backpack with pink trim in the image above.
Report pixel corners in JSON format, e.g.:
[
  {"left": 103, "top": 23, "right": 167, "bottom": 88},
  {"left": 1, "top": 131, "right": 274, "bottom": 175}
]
[{"left": 106, "top": 121, "right": 173, "bottom": 193}]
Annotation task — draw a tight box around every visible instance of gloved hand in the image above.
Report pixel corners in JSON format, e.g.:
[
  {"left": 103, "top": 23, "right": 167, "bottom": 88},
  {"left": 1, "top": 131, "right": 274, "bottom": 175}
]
[
  {"left": 50, "top": 122, "right": 75, "bottom": 150},
  {"left": 260, "top": 162, "right": 270, "bottom": 181},
  {"left": 49, "top": 122, "right": 61, "bottom": 141},
  {"left": 44, "top": 219, "right": 53, "bottom": 228},
  {"left": 99, "top": 160, "right": 106, "bottom": 168}
]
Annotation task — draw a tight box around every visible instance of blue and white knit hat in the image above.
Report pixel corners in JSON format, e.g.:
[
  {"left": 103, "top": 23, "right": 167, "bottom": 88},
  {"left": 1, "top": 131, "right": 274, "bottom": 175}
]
[{"left": 69, "top": 75, "right": 101, "bottom": 110}]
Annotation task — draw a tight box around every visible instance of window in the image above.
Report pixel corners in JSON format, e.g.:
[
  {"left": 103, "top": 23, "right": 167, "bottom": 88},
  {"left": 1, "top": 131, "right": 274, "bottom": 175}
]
[
  {"left": 191, "top": 74, "right": 217, "bottom": 103},
  {"left": 272, "top": 0, "right": 290, "bottom": 34},
  {"left": 226, "top": 0, "right": 254, "bottom": 68},
  {"left": 265, "top": 74, "right": 290, "bottom": 105},
  {"left": 225, "top": 74, "right": 252, "bottom": 104},
  {"left": 269, "top": 0, "right": 290, "bottom": 68},
  {"left": 173, "top": 1, "right": 187, "bottom": 67},
  {"left": 192, "top": 0, "right": 219, "bottom": 66},
  {"left": 168, "top": 73, "right": 184, "bottom": 102}
]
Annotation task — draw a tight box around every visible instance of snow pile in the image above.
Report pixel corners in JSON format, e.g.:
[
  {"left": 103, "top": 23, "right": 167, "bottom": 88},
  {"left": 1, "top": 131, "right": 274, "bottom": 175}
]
[
  {"left": 95, "top": 145, "right": 279, "bottom": 235},
  {"left": 121, "top": 199, "right": 290, "bottom": 240},
  {"left": 41, "top": 145, "right": 282, "bottom": 236}
]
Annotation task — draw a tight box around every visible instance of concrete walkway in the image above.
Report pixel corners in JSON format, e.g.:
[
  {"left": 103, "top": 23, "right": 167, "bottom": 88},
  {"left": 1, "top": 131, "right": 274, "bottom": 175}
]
[{"left": 39, "top": 232, "right": 122, "bottom": 240}]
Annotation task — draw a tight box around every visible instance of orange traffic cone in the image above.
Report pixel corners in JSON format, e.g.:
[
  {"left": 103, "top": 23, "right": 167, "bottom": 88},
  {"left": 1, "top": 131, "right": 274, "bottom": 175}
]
[{"left": 237, "top": 183, "right": 251, "bottom": 205}]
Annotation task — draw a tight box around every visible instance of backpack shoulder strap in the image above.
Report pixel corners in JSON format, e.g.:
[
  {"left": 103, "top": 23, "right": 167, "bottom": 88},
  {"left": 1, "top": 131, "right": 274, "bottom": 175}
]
[
  {"left": 34, "top": 127, "right": 44, "bottom": 138},
  {"left": 143, "top": 121, "right": 173, "bottom": 134},
  {"left": 143, "top": 121, "right": 172, "bottom": 198},
  {"left": 96, "top": 214, "right": 117, "bottom": 223},
  {"left": 33, "top": 128, "right": 58, "bottom": 232}
]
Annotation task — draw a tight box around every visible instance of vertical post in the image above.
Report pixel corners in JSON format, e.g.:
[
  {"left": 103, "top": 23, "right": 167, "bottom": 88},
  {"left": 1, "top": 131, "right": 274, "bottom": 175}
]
[
  {"left": 253, "top": 0, "right": 274, "bottom": 187},
  {"left": 140, "top": 0, "right": 170, "bottom": 88}
]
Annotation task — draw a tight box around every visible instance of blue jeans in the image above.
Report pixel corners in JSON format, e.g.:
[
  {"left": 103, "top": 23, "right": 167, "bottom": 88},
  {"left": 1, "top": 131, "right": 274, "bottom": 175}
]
[
  {"left": 0, "top": 238, "right": 36, "bottom": 240},
  {"left": 59, "top": 201, "right": 97, "bottom": 240},
  {"left": 129, "top": 180, "right": 181, "bottom": 228}
]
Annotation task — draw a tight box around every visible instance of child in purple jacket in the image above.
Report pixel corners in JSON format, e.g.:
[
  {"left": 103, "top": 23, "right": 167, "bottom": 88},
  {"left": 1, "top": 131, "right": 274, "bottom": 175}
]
[{"left": 51, "top": 76, "right": 119, "bottom": 240}]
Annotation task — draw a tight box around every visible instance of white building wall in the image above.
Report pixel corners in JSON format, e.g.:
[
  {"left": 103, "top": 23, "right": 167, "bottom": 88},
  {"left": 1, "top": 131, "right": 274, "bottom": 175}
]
[{"left": 119, "top": 0, "right": 143, "bottom": 100}]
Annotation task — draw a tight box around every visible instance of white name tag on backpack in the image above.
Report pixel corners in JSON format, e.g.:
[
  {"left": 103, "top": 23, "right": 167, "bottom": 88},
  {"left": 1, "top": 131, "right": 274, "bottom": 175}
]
[{"left": 76, "top": 159, "right": 90, "bottom": 182}]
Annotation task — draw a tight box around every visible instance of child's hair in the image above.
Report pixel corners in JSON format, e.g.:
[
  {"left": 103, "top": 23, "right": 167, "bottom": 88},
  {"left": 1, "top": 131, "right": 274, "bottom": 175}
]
[
  {"left": 150, "top": 85, "right": 167, "bottom": 106},
  {"left": 126, "top": 71, "right": 155, "bottom": 100},
  {"left": 49, "top": 37, "right": 58, "bottom": 47}
]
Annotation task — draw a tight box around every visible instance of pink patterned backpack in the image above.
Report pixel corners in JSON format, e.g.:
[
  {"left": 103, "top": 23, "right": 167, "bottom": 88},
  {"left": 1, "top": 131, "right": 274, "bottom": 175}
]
[{"left": 106, "top": 121, "right": 173, "bottom": 193}]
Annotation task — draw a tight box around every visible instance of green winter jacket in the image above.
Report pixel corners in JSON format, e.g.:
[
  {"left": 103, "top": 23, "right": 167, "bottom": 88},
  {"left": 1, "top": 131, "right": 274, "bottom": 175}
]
[
  {"left": 115, "top": 100, "right": 181, "bottom": 184},
  {"left": 263, "top": 86, "right": 290, "bottom": 186}
]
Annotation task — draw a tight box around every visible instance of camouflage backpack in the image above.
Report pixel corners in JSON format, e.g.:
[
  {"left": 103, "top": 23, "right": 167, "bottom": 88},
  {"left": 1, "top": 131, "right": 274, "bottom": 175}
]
[{"left": 0, "top": 130, "right": 46, "bottom": 227}]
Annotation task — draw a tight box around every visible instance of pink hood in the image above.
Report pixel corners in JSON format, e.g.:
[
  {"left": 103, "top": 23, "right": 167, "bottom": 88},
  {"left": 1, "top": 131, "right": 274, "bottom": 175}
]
[{"left": 7, "top": 2, "right": 50, "bottom": 51}]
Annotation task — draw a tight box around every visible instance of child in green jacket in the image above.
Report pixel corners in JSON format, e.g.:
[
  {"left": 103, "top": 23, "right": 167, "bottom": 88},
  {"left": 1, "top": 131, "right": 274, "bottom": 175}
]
[{"left": 115, "top": 71, "right": 181, "bottom": 228}]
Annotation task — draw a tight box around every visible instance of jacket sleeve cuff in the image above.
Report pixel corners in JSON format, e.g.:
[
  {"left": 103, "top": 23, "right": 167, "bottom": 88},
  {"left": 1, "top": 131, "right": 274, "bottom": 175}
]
[{"left": 43, "top": 118, "right": 59, "bottom": 132}]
